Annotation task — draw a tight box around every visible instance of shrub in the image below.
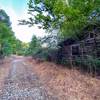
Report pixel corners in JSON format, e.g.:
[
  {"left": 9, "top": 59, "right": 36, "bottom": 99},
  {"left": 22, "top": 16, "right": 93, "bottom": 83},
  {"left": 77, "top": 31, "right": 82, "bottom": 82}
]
[
  {"left": 33, "top": 48, "right": 58, "bottom": 62},
  {"left": 74, "top": 56, "right": 100, "bottom": 75}
]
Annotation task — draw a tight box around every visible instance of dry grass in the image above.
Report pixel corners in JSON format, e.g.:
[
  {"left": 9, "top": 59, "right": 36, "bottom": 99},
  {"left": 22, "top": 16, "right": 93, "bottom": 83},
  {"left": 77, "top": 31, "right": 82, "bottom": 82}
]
[
  {"left": 0, "top": 58, "right": 11, "bottom": 92},
  {"left": 28, "top": 58, "right": 100, "bottom": 100}
]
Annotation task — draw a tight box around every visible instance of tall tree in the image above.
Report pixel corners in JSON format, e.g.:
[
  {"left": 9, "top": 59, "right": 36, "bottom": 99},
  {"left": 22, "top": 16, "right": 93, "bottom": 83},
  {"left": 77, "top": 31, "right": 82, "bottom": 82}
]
[
  {"left": 0, "top": 9, "right": 17, "bottom": 56},
  {"left": 26, "top": 35, "right": 41, "bottom": 55},
  {"left": 0, "top": 9, "right": 11, "bottom": 27},
  {"left": 0, "top": 21, "right": 18, "bottom": 55},
  {"left": 20, "top": 0, "right": 100, "bottom": 39}
]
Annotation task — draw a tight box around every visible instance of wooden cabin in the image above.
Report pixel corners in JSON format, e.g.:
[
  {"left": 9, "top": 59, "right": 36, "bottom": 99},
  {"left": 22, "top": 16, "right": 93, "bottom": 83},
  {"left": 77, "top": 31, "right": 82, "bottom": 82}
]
[{"left": 58, "top": 24, "right": 100, "bottom": 61}]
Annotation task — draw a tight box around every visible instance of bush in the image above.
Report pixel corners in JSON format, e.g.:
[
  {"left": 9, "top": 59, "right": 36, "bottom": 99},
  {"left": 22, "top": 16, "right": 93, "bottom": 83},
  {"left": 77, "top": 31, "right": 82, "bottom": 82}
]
[
  {"left": 33, "top": 48, "right": 58, "bottom": 62},
  {"left": 33, "top": 48, "right": 50, "bottom": 60},
  {"left": 74, "top": 56, "right": 100, "bottom": 75},
  {"left": 58, "top": 55, "right": 100, "bottom": 75}
]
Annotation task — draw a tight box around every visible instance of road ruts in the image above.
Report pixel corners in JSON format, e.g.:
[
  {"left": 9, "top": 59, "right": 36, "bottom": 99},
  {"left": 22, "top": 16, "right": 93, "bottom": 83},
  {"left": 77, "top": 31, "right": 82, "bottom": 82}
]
[{"left": 0, "top": 58, "right": 58, "bottom": 100}]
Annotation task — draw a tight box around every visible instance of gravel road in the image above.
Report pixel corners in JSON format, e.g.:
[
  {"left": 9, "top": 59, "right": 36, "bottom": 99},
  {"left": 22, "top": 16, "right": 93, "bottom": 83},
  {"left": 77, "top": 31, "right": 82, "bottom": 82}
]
[{"left": 0, "top": 58, "right": 58, "bottom": 100}]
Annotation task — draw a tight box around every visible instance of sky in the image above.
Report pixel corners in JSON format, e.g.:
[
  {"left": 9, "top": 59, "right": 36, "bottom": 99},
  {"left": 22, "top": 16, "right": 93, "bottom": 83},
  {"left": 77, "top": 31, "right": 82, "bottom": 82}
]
[{"left": 0, "top": 0, "right": 46, "bottom": 42}]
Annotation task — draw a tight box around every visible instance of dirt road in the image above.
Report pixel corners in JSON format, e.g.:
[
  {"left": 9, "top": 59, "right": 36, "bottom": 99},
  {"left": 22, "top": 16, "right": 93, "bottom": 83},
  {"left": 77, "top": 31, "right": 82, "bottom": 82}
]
[
  {"left": 0, "top": 57, "right": 57, "bottom": 100},
  {"left": 0, "top": 57, "right": 100, "bottom": 100}
]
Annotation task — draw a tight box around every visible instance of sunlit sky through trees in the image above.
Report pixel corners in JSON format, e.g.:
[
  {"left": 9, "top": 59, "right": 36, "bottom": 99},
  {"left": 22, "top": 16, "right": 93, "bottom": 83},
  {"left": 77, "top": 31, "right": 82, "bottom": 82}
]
[{"left": 0, "top": 0, "right": 46, "bottom": 42}]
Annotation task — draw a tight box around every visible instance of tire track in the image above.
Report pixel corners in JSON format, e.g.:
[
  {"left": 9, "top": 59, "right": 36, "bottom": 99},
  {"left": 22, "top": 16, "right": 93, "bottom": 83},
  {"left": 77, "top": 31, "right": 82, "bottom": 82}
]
[{"left": 0, "top": 58, "right": 58, "bottom": 100}]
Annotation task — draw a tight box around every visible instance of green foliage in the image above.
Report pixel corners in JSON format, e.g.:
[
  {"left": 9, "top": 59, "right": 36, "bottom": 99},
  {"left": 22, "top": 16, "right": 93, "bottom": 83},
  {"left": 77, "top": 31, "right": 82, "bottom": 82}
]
[
  {"left": 0, "top": 9, "right": 22, "bottom": 57},
  {"left": 0, "top": 9, "right": 11, "bottom": 27},
  {"left": 74, "top": 57, "right": 100, "bottom": 74},
  {"left": 25, "top": 35, "right": 41, "bottom": 55},
  {"left": 33, "top": 47, "right": 58, "bottom": 62},
  {"left": 2, "top": 40, "right": 13, "bottom": 56},
  {"left": 0, "top": 22, "right": 14, "bottom": 56},
  {"left": 33, "top": 48, "right": 49, "bottom": 60},
  {"left": 21, "top": 0, "right": 100, "bottom": 39}
]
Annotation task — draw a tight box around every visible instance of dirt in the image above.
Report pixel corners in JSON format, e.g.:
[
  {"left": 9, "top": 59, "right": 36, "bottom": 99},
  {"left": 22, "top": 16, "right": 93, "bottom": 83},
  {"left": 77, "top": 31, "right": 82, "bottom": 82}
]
[
  {"left": 0, "top": 58, "right": 11, "bottom": 94},
  {"left": 0, "top": 56, "right": 100, "bottom": 100},
  {"left": 28, "top": 58, "right": 100, "bottom": 100},
  {"left": 0, "top": 57, "right": 57, "bottom": 100}
]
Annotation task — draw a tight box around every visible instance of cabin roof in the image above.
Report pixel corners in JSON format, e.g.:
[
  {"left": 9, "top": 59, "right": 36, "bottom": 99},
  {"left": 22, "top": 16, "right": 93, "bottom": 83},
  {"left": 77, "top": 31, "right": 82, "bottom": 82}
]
[
  {"left": 58, "top": 38, "right": 77, "bottom": 47},
  {"left": 58, "top": 23, "right": 100, "bottom": 47},
  {"left": 80, "top": 23, "right": 100, "bottom": 39}
]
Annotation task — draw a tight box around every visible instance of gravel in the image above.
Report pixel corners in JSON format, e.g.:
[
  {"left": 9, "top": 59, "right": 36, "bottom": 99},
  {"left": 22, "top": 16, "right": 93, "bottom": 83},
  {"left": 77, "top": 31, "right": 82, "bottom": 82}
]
[{"left": 0, "top": 59, "right": 58, "bottom": 100}]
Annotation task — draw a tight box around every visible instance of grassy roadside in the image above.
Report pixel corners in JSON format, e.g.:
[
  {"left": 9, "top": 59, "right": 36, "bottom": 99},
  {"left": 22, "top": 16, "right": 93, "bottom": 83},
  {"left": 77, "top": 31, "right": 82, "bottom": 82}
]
[
  {"left": 27, "top": 58, "right": 100, "bottom": 100},
  {"left": 0, "top": 58, "right": 11, "bottom": 93}
]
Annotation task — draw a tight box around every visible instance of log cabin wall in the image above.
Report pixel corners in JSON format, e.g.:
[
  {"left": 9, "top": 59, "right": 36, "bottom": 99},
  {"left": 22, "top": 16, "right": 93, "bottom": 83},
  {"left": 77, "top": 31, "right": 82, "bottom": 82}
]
[
  {"left": 56, "top": 24, "right": 100, "bottom": 74},
  {"left": 61, "top": 33, "right": 100, "bottom": 60},
  {"left": 58, "top": 24, "right": 100, "bottom": 66}
]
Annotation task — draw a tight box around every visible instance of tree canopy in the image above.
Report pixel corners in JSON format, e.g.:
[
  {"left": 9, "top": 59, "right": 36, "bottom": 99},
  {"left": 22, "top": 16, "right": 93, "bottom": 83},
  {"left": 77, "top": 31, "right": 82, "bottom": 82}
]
[
  {"left": 20, "top": 0, "right": 100, "bottom": 39},
  {"left": 0, "top": 9, "right": 23, "bottom": 56},
  {"left": 0, "top": 9, "right": 11, "bottom": 27},
  {"left": 25, "top": 35, "right": 41, "bottom": 55}
]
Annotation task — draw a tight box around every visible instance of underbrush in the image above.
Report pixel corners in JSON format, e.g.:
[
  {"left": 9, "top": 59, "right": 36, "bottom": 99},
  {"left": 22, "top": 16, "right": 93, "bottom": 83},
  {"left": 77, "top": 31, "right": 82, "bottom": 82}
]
[
  {"left": 31, "top": 59, "right": 100, "bottom": 100},
  {"left": 74, "top": 57, "right": 100, "bottom": 75},
  {"left": 32, "top": 48, "right": 100, "bottom": 76},
  {"left": 32, "top": 48, "right": 58, "bottom": 62},
  {"left": 56, "top": 56, "right": 100, "bottom": 76}
]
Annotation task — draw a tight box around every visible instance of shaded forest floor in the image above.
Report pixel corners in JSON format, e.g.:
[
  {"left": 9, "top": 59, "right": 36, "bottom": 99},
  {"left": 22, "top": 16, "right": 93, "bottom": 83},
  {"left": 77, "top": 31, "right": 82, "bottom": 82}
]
[{"left": 27, "top": 57, "right": 100, "bottom": 100}]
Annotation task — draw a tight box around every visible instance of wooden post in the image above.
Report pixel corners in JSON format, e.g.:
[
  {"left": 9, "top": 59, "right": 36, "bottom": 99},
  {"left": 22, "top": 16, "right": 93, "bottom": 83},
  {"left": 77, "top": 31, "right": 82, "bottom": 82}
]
[
  {"left": 70, "top": 45, "right": 73, "bottom": 70},
  {"left": 93, "top": 31, "right": 97, "bottom": 76},
  {"left": 80, "top": 41, "right": 84, "bottom": 71}
]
